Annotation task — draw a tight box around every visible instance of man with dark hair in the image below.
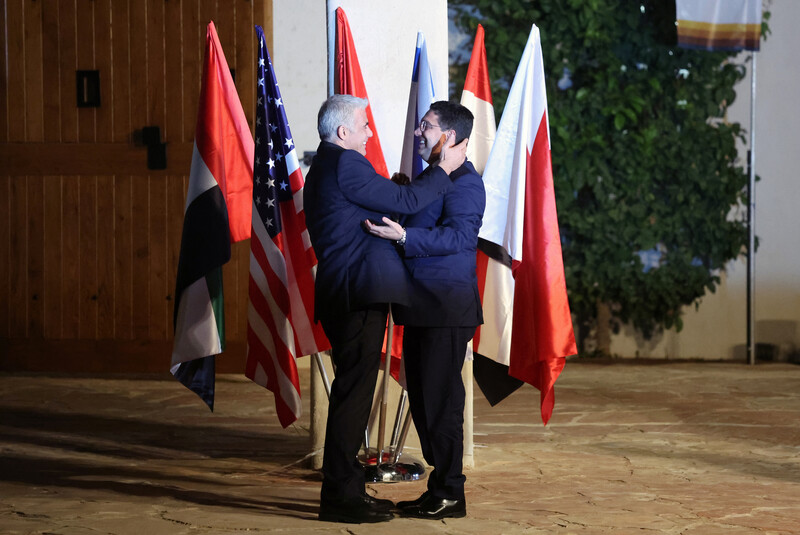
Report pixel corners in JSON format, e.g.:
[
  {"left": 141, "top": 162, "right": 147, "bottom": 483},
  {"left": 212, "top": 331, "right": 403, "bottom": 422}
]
[
  {"left": 366, "top": 101, "right": 485, "bottom": 520},
  {"left": 304, "top": 94, "right": 467, "bottom": 524}
]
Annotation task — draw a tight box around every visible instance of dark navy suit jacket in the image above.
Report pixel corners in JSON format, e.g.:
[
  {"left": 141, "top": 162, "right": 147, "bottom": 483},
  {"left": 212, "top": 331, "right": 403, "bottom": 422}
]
[
  {"left": 393, "top": 160, "right": 486, "bottom": 327},
  {"left": 303, "top": 141, "right": 452, "bottom": 322}
]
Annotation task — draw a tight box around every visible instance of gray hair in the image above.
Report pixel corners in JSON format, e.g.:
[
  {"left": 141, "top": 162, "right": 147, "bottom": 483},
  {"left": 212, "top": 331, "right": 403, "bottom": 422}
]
[{"left": 317, "top": 94, "right": 368, "bottom": 142}]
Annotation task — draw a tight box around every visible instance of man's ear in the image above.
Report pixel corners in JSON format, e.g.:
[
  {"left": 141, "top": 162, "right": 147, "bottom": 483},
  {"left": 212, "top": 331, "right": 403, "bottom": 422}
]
[{"left": 337, "top": 125, "right": 348, "bottom": 141}]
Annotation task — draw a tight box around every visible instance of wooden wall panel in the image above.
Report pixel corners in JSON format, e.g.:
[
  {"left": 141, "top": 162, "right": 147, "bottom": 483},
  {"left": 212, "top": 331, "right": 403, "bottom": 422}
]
[
  {"left": 9, "top": 178, "right": 27, "bottom": 337},
  {"left": 42, "top": 0, "right": 61, "bottom": 143},
  {"left": 24, "top": 0, "right": 44, "bottom": 142},
  {"left": 78, "top": 176, "right": 97, "bottom": 338},
  {"left": 114, "top": 175, "right": 134, "bottom": 340},
  {"left": 0, "top": 0, "right": 7, "bottom": 142},
  {"left": 148, "top": 176, "right": 169, "bottom": 340},
  {"left": 0, "top": 177, "right": 11, "bottom": 337},
  {"left": 131, "top": 177, "right": 149, "bottom": 341},
  {"left": 95, "top": 1, "right": 114, "bottom": 143},
  {"left": 97, "top": 176, "right": 116, "bottom": 339},
  {"left": 129, "top": 1, "right": 148, "bottom": 134},
  {"left": 58, "top": 0, "right": 78, "bottom": 143},
  {"left": 111, "top": 0, "right": 131, "bottom": 143},
  {"left": 43, "top": 176, "right": 63, "bottom": 338},
  {"left": 76, "top": 1, "right": 96, "bottom": 142},
  {"left": 182, "top": 1, "right": 201, "bottom": 142},
  {"left": 1, "top": 0, "right": 274, "bottom": 372},
  {"left": 147, "top": 0, "right": 165, "bottom": 130},
  {"left": 27, "top": 176, "right": 45, "bottom": 337},
  {"left": 61, "top": 175, "right": 81, "bottom": 338},
  {"left": 7, "top": 0, "right": 26, "bottom": 143},
  {"left": 164, "top": 0, "right": 184, "bottom": 143}
]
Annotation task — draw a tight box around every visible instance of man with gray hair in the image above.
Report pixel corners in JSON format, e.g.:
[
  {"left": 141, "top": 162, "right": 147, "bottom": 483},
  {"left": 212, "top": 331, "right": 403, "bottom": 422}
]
[{"left": 304, "top": 94, "right": 467, "bottom": 524}]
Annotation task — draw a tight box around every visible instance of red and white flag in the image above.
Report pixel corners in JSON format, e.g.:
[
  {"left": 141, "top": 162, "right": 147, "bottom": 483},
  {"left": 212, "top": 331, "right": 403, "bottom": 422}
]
[
  {"left": 171, "top": 21, "right": 254, "bottom": 410},
  {"left": 245, "top": 26, "right": 330, "bottom": 428},
  {"left": 334, "top": 7, "right": 389, "bottom": 177},
  {"left": 459, "top": 25, "right": 514, "bottom": 371},
  {"left": 460, "top": 24, "right": 496, "bottom": 176},
  {"left": 479, "top": 24, "right": 577, "bottom": 424}
]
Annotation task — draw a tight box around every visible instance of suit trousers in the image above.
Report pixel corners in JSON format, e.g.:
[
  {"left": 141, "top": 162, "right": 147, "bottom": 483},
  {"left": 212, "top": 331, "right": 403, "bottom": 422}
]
[
  {"left": 319, "top": 304, "right": 388, "bottom": 501},
  {"left": 403, "top": 325, "right": 476, "bottom": 501}
]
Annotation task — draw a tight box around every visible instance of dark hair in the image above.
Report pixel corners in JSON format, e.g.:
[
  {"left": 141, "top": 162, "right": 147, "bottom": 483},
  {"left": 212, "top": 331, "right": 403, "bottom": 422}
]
[{"left": 429, "top": 101, "right": 474, "bottom": 144}]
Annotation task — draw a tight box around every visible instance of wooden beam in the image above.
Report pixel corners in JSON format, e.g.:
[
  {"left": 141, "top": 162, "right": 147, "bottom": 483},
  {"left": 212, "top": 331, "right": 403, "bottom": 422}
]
[
  {"left": 0, "top": 142, "right": 194, "bottom": 176},
  {"left": 0, "top": 339, "right": 247, "bottom": 374}
]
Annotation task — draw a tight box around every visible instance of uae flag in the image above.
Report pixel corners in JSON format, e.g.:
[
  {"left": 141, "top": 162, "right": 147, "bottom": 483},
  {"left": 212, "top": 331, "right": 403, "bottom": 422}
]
[
  {"left": 334, "top": 7, "right": 389, "bottom": 177},
  {"left": 478, "top": 24, "right": 577, "bottom": 425},
  {"left": 171, "top": 21, "right": 255, "bottom": 409},
  {"left": 676, "top": 0, "right": 762, "bottom": 52},
  {"left": 246, "top": 26, "right": 331, "bottom": 428}
]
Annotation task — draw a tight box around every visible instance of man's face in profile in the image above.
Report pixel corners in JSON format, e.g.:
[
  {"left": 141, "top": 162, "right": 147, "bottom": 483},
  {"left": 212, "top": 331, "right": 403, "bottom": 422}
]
[
  {"left": 415, "top": 111, "right": 447, "bottom": 163},
  {"left": 344, "top": 107, "right": 373, "bottom": 156}
]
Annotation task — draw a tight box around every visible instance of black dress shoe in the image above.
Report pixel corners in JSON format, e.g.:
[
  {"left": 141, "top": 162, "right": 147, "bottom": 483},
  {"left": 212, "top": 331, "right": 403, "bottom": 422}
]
[
  {"left": 396, "top": 490, "right": 430, "bottom": 510},
  {"left": 362, "top": 492, "right": 394, "bottom": 511},
  {"left": 319, "top": 495, "right": 394, "bottom": 523},
  {"left": 401, "top": 494, "right": 466, "bottom": 520}
]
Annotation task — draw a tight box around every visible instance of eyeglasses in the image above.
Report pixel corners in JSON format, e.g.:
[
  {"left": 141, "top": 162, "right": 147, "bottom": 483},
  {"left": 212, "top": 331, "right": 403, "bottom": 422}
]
[{"left": 418, "top": 120, "right": 440, "bottom": 132}]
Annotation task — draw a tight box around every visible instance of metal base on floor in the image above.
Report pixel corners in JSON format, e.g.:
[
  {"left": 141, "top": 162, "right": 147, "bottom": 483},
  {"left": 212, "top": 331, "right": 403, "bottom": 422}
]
[
  {"left": 364, "top": 458, "right": 427, "bottom": 483},
  {"left": 359, "top": 448, "right": 426, "bottom": 482}
]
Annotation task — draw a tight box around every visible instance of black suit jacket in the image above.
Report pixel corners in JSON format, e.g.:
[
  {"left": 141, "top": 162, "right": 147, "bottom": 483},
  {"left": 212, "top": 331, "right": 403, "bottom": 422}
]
[
  {"left": 303, "top": 141, "right": 452, "bottom": 322},
  {"left": 393, "top": 161, "right": 485, "bottom": 327}
]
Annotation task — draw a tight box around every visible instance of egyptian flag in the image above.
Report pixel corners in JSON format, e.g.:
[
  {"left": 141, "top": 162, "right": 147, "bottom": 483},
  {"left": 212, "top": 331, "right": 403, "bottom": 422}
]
[
  {"left": 171, "top": 21, "right": 255, "bottom": 410},
  {"left": 459, "top": 25, "right": 518, "bottom": 403},
  {"left": 676, "top": 0, "right": 762, "bottom": 52},
  {"left": 478, "top": 24, "right": 577, "bottom": 425}
]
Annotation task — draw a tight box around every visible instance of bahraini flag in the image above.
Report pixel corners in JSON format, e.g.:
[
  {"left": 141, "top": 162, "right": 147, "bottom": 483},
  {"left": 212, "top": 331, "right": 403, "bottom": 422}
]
[{"left": 479, "top": 24, "right": 577, "bottom": 425}]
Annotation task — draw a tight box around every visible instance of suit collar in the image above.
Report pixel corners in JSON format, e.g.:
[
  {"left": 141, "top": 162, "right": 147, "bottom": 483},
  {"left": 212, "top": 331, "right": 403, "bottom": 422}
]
[{"left": 449, "top": 160, "right": 477, "bottom": 180}]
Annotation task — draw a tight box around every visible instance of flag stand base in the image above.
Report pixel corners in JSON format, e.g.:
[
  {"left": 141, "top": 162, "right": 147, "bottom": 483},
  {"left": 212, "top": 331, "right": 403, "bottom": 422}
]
[{"left": 360, "top": 449, "right": 426, "bottom": 483}]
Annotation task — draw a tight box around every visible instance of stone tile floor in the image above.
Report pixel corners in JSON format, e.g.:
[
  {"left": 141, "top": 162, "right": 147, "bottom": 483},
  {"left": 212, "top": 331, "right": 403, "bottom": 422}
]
[{"left": 1, "top": 360, "right": 799, "bottom": 534}]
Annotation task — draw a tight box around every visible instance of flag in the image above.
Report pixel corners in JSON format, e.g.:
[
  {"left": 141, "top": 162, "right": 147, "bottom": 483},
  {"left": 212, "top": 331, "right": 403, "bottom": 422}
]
[
  {"left": 246, "top": 26, "right": 330, "bottom": 428},
  {"left": 171, "top": 21, "right": 255, "bottom": 410},
  {"left": 459, "top": 24, "right": 500, "bottom": 354},
  {"left": 459, "top": 25, "right": 519, "bottom": 401},
  {"left": 676, "top": 0, "right": 762, "bottom": 52},
  {"left": 334, "top": 7, "right": 389, "bottom": 177},
  {"left": 479, "top": 24, "right": 577, "bottom": 425},
  {"left": 399, "top": 32, "right": 437, "bottom": 180},
  {"left": 460, "top": 25, "right": 496, "bottom": 176}
]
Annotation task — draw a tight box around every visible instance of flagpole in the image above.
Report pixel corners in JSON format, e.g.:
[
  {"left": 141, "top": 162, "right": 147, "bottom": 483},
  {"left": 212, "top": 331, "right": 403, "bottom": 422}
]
[
  {"left": 326, "top": 1, "right": 335, "bottom": 97},
  {"left": 747, "top": 52, "right": 757, "bottom": 366},
  {"left": 376, "top": 313, "right": 394, "bottom": 461}
]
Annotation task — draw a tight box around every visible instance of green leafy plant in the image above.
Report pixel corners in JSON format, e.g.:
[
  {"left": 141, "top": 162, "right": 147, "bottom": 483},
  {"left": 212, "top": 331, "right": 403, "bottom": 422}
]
[{"left": 451, "top": 0, "right": 769, "bottom": 352}]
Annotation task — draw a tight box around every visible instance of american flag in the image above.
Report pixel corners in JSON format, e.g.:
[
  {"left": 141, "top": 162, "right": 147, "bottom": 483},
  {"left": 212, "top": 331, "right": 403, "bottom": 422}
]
[{"left": 245, "top": 26, "right": 330, "bottom": 428}]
